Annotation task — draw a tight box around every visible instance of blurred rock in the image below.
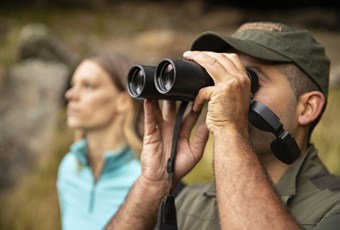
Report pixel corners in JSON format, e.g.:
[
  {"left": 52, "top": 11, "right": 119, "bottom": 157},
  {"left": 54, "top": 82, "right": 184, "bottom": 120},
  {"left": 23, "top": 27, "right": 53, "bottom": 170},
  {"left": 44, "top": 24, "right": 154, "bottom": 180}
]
[
  {"left": 0, "top": 24, "right": 73, "bottom": 190},
  {"left": 17, "top": 23, "right": 78, "bottom": 68}
]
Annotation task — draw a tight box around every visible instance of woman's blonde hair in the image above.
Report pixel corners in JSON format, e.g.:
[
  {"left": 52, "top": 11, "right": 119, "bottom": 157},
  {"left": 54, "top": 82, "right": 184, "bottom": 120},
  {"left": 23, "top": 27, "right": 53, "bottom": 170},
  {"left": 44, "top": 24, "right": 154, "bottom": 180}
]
[{"left": 72, "top": 53, "right": 144, "bottom": 156}]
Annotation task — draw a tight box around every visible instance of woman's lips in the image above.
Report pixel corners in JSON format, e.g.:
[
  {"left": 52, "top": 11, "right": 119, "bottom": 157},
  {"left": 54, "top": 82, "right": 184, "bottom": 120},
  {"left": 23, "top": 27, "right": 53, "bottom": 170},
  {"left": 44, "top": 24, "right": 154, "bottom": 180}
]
[{"left": 67, "top": 106, "right": 79, "bottom": 115}]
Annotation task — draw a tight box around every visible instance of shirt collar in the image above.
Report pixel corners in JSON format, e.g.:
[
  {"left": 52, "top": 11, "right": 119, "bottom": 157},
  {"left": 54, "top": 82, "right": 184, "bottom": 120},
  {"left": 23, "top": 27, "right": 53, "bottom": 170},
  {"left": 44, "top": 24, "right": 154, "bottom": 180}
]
[
  {"left": 276, "top": 144, "right": 317, "bottom": 204},
  {"left": 70, "top": 138, "right": 88, "bottom": 165},
  {"left": 70, "top": 138, "right": 137, "bottom": 172}
]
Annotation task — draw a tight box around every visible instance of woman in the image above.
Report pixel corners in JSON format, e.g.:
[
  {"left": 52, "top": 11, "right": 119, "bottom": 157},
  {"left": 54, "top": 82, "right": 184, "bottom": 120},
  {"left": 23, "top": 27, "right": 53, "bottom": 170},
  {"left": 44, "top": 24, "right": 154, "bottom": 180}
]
[{"left": 57, "top": 53, "right": 143, "bottom": 230}]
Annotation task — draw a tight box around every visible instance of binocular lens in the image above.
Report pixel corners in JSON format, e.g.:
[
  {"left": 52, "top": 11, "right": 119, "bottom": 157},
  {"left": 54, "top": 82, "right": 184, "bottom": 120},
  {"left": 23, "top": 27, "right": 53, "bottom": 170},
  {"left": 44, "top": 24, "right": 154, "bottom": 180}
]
[
  {"left": 157, "top": 63, "right": 175, "bottom": 93},
  {"left": 128, "top": 68, "right": 145, "bottom": 97},
  {"left": 127, "top": 59, "right": 258, "bottom": 101}
]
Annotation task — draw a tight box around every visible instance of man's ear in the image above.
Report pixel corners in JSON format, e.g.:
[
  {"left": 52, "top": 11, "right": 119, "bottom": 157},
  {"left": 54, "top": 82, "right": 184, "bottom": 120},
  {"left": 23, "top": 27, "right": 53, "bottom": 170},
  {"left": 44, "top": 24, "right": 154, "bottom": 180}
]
[{"left": 297, "top": 91, "right": 326, "bottom": 126}]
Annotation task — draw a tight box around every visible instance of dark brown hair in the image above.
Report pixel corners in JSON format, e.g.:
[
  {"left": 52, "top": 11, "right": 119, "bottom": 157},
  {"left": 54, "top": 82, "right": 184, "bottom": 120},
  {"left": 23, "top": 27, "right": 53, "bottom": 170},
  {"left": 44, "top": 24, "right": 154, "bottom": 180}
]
[{"left": 277, "top": 63, "right": 324, "bottom": 139}]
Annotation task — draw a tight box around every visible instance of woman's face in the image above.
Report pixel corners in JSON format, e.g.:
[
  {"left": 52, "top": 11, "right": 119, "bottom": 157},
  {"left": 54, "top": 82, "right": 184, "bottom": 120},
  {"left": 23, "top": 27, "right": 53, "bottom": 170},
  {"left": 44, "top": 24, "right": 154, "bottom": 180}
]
[{"left": 65, "top": 60, "right": 122, "bottom": 131}]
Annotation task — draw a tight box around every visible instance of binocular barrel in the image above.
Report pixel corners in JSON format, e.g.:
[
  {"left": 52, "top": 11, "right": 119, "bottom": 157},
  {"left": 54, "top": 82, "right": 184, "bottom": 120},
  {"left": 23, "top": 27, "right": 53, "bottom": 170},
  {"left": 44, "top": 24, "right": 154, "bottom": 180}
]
[
  {"left": 127, "top": 58, "right": 258, "bottom": 101},
  {"left": 127, "top": 65, "right": 168, "bottom": 100}
]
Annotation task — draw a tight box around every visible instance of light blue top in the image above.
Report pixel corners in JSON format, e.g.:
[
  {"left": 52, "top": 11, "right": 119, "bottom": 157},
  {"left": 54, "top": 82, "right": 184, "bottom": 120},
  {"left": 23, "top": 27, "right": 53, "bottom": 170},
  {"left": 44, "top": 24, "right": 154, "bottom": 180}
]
[{"left": 57, "top": 138, "right": 141, "bottom": 230}]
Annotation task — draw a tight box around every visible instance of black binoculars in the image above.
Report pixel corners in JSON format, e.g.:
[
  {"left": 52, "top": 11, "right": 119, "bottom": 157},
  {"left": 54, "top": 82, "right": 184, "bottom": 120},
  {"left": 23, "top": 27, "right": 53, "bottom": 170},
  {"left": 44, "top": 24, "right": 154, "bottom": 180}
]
[
  {"left": 127, "top": 58, "right": 301, "bottom": 164},
  {"left": 127, "top": 58, "right": 258, "bottom": 101}
]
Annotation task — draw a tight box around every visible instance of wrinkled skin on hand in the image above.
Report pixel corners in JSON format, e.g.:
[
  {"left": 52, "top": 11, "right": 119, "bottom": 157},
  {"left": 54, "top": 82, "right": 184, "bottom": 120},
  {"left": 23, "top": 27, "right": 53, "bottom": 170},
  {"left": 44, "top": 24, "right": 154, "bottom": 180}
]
[{"left": 140, "top": 99, "right": 209, "bottom": 187}]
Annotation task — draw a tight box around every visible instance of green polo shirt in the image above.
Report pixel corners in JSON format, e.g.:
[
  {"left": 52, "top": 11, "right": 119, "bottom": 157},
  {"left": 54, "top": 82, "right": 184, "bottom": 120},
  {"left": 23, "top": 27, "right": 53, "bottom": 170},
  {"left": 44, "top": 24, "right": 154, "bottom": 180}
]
[{"left": 175, "top": 144, "right": 340, "bottom": 229}]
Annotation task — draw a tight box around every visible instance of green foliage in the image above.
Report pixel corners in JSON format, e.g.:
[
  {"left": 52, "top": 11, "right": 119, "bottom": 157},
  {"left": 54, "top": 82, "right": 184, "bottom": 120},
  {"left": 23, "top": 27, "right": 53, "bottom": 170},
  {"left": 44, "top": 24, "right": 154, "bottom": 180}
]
[
  {"left": 184, "top": 134, "right": 214, "bottom": 185},
  {"left": 312, "top": 87, "right": 340, "bottom": 175}
]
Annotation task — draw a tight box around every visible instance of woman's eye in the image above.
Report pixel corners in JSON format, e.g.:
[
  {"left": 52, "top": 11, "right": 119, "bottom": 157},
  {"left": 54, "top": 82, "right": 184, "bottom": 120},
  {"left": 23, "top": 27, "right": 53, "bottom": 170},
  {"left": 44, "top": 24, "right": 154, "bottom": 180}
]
[
  {"left": 68, "top": 81, "right": 75, "bottom": 88},
  {"left": 83, "top": 82, "right": 96, "bottom": 89}
]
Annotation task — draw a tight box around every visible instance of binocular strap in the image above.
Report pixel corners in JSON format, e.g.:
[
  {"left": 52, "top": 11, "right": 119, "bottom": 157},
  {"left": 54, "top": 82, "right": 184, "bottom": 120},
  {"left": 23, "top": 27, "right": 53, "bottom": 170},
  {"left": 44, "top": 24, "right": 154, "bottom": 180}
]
[{"left": 156, "top": 101, "right": 188, "bottom": 230}]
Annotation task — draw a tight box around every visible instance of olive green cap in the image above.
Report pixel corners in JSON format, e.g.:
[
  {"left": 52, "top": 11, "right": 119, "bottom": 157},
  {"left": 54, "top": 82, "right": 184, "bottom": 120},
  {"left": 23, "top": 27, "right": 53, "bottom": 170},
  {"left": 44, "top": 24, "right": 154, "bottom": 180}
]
[{"left": 190, "top": 22, "right": 330, "bottom": 98}]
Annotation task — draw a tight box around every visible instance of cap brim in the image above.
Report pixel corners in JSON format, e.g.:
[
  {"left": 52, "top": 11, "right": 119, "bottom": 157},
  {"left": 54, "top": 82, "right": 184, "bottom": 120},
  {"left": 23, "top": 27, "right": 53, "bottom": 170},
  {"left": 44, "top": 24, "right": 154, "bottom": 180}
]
[{"left": 190, "top": 31, "right": 291, "bottom": 63}]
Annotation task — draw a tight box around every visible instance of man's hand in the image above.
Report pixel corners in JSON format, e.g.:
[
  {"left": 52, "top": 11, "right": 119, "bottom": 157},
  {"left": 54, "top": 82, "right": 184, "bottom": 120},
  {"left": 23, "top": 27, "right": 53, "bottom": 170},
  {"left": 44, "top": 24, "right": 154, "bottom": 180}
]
[
  {"left": 106, "top": 98, "right": 209, "bottom": 230},
  {"left": 183, "top": 51, "right": 251, "bottom": 137},
  {"left": 141, "top": 99, "right": 209, "bottom": 186}
]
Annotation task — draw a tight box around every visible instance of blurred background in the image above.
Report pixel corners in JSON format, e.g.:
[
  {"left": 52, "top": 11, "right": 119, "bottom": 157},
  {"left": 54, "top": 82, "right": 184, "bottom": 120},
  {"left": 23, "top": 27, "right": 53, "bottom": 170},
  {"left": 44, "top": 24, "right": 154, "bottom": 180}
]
[{"left": 0, "top": 0, "right": 339, "bottom": 229}]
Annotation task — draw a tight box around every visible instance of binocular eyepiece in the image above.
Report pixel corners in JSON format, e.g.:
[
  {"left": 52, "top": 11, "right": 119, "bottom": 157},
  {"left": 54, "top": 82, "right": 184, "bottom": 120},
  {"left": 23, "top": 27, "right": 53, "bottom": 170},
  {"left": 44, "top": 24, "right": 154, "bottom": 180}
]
[{"left": 127, "top": 58, "right": 258, "bottom": 101}]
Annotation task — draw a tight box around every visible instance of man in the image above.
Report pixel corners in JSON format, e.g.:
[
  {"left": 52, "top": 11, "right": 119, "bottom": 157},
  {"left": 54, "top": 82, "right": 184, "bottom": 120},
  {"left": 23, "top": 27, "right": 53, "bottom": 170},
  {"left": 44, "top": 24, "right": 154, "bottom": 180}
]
[{"left": 106, "top": 22, "right": 340, "bottom": 229}]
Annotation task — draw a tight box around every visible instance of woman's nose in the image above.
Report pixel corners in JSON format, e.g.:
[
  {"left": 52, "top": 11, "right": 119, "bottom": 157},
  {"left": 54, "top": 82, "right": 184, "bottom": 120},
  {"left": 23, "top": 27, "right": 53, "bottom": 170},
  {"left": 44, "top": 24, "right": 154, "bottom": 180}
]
[{"left": 65, "top": 87, "right": 78, "bottom": 100}]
